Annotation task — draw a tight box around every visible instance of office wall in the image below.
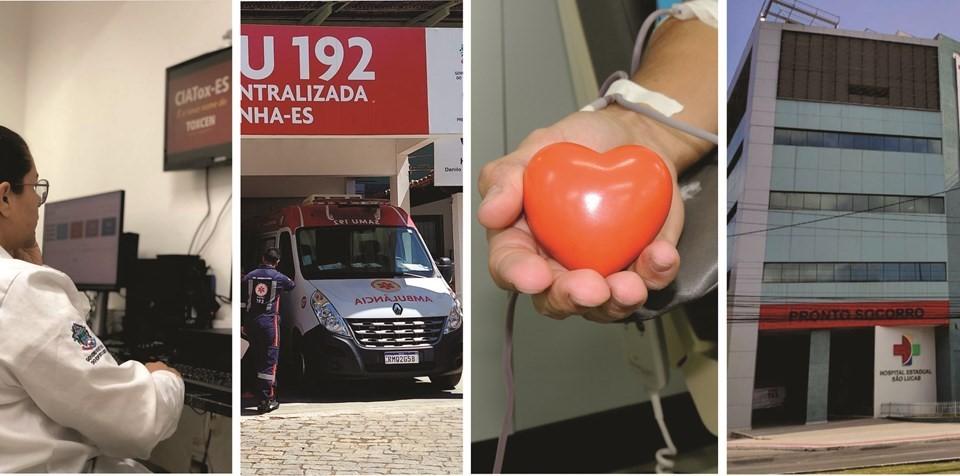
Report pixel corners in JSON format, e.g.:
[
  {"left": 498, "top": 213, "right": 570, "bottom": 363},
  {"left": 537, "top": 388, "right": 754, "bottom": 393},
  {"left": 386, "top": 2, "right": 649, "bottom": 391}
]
[
  {"left": 0, "top": 3, "right": 30, "bottom": 132},
  {"left": 20, "top": 1, "right": 233, "bottom": 326}
]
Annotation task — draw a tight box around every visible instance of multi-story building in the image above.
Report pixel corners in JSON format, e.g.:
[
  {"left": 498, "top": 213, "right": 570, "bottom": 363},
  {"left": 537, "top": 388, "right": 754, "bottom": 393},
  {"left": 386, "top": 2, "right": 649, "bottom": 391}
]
[{"left": 727, "top": 11, "right": 960, "bottom": 429}]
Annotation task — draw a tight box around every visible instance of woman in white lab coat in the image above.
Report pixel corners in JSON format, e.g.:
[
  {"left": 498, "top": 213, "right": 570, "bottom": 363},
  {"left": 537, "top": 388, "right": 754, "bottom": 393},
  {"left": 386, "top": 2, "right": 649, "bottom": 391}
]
[{"left": 0, "top": 126, "right": 185, "bottom": 473}]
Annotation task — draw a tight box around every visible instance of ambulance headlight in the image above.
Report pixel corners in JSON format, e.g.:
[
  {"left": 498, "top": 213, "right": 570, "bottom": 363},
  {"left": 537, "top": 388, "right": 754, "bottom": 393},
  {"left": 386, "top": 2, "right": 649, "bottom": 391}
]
[
  {"left": 443, "top": 302, "right": 462, "bottom": 334},
  {"left": 311, "top": 291, "right": 349, "bottom": 337}
]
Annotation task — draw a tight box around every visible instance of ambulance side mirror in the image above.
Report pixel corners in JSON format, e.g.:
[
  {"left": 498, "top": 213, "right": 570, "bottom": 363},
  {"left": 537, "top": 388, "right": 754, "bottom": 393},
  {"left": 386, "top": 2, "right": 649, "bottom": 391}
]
[{"left": 436, "top": 257, "right": 454, "bottom": 284}]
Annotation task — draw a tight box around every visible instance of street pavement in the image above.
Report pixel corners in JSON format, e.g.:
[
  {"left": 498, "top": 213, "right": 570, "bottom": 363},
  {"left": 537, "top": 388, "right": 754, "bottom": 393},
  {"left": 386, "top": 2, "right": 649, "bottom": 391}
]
[
  {"left": 241, "top": 378, "right": 462, "bottom": 475},
  {"left": 728, "top": 419, "right": 960, "bottom": 474}
]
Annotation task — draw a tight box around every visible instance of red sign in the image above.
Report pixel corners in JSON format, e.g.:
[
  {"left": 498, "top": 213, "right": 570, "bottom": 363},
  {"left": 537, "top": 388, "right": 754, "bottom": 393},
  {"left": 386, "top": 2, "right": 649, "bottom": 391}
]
[
  {"left": 758, "top": 300, "right": 948, "bottom": 330},
  {"left": 240, "top": 25, "right": 429, "bottom": 135}
]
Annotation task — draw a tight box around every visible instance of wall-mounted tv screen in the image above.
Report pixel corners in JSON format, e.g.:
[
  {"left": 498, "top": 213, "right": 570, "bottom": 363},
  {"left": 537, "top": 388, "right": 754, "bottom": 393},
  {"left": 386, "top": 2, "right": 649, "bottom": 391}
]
[{"left": 164, "top": 47, "right": 231, "bottom": 171}]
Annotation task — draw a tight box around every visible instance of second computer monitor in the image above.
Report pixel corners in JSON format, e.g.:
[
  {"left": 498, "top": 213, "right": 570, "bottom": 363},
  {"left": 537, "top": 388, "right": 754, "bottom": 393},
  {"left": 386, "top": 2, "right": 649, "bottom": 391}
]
[{"left": 41, "top": 190, "right": 125, "bottom": 290}]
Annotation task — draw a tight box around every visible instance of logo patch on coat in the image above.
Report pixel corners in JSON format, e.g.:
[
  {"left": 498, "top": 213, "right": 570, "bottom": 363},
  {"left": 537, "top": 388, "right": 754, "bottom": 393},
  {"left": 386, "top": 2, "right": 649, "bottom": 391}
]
[
  {"left": 71, "top": 323, "right": 97, "bottom": 351},
  {"left": 255, "top": 283, "right": 269, "bottom": 297}
]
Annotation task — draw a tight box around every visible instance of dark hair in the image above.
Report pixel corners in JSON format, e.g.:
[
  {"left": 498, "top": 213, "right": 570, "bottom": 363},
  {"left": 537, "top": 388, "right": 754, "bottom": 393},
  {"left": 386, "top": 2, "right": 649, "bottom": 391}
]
[
  {"left": 0, "top": 126, "right": 32, "bottom": 194},
  {"left": 263, "top": 248, "right": 281, "bottom": 264}
]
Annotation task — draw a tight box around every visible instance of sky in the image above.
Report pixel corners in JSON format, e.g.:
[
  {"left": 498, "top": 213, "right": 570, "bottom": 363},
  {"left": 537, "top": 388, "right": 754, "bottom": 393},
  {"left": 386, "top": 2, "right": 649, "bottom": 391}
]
[{"left": 728, "top": 0, "right": 960, "bottom": 84}]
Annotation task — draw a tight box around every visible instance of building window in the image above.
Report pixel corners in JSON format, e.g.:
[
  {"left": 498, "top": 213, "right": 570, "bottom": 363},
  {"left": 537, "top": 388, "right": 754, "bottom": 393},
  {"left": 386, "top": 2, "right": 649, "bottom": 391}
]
[
  {"left": 728, "top": 202, "right": 738, "bottom": 223},
  {"left": 769, "top": 191, "right": 944, "bottom": 214},
  {"left": 773, "top": 127, "right": 942, "bottom": 154},
  {"left": 778, "top": 31, "right": 940, "bottom": 110},
  {"left": 729, "top": 52, "right": 752, "bottom": 141},
  {"left": 848, "top": 84, "right": 889, "bottom": 98},
  {"left": 763, "top": 262, "right": 947, "bottom": 283},
  {"left": 727, "top": 143, "right": 744, "bottom": 176}
]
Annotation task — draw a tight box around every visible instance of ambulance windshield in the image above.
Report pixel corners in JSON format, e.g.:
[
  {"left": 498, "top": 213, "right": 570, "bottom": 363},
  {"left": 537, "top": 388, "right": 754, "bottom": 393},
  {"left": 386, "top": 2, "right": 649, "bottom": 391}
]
[{"left": 296, "top": 226, "right": 436, "bottom": 280}]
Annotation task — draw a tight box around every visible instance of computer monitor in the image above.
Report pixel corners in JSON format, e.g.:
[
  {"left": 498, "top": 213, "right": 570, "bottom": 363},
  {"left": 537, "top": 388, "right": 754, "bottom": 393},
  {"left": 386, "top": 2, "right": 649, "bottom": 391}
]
[{"left": 41, "top": 191, "right": 125, "bottom": 291}]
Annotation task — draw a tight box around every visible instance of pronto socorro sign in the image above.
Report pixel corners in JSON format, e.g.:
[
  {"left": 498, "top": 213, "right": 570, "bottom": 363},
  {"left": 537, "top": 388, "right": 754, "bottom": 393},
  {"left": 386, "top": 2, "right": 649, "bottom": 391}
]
[
  {"left": 758, "top": 300, "right": 949, "bottom": 330},
  {"left": 522, "top": 143, "right": 673, "bottom": 277}
]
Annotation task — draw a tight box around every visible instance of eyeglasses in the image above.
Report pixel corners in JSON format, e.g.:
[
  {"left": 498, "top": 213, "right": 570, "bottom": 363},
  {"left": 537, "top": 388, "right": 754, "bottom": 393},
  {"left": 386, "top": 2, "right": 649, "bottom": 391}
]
[{"left": 15, "top": 179, "right": 49, "bottom": 206}]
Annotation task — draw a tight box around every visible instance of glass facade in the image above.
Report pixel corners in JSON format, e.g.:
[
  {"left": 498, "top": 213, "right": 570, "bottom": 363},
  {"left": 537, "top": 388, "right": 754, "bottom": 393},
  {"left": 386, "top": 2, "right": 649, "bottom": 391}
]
[
  {"left": 774, "top": 128, "right": 942, "bottom": 154},
  {"left": 769, "top": 191, "right": 945, "bottom": 214},
  {"left": 763, "top": 262, "right": 947, "bottom": 283}
]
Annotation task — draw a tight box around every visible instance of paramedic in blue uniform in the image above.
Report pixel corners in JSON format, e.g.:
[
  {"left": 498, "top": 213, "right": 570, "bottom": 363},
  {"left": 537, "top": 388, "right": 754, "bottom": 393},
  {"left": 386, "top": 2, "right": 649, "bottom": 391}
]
[{"left": 242, "top": 248, "right": 295, "bottom": 413}]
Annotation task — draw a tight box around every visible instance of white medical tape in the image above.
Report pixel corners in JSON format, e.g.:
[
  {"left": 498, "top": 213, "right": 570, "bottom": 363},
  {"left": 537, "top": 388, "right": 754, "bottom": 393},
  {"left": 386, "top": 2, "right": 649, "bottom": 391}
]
[
  {"left": 581, "top": 79, "right": 684, "bottom": 117},
  {"left": 671, "top": 0, "right": 718, "bottom": 29}
]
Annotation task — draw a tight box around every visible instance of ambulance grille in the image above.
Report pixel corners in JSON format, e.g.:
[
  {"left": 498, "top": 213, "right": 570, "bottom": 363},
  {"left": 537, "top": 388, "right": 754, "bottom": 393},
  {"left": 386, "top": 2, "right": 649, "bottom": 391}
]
[{"left": 346, "top": 316, "right": 446, "bottom": 348}]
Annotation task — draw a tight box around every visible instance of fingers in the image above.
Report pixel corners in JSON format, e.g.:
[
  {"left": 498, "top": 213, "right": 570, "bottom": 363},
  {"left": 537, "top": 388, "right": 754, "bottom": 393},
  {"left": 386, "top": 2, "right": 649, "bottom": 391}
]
[
  {"left": 531, "top": 269, "right": 610, "bottom": 319},
  {"left": 597, "top": 271, "right": 649, "bottom": 321},
  {"left": 477, "top": 127, "right": 564, "bottom": 231},
  {"left": 634, "top": 239, "right": 681, "bottom": 291},
  {"left": 477, "top": 158, "right": 525, "bottom": 230},
  {"left": 487, "top": 226, "right": 553, "bottom": 294},
  {"left": 657, "top": 180, "right": 686, "bottom": 246},
  {"left": 633, "top": 183, "right": 684, "bottom": 290}
]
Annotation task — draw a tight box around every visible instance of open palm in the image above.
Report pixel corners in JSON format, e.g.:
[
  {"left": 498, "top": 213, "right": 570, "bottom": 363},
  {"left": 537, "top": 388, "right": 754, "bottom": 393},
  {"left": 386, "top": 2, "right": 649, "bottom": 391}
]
[{"left": 478, "top": 109, "right": 685, "bottom": 322}]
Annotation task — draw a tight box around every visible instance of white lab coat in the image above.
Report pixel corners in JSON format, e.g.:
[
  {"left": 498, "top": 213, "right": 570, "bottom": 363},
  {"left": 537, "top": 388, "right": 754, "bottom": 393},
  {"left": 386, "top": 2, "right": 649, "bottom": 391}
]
[{"left": 0, "top": 247, "right": 184, "bottom": 472}]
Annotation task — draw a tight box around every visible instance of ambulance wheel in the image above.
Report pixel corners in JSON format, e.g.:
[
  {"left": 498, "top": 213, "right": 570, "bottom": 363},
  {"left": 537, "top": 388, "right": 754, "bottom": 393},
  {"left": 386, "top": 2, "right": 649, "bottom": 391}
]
[
  {"left": 280, "top": 332, "right": 307, "bottom": 392},
  {"left": 429, "top": 372, "right": 461, "bottom": 391}
]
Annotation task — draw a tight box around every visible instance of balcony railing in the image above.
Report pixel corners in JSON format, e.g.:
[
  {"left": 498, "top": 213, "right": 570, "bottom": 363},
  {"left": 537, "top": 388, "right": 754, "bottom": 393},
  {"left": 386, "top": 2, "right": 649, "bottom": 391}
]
[{"left": 881, "top": 402, "right": 960, "bottom": 421}]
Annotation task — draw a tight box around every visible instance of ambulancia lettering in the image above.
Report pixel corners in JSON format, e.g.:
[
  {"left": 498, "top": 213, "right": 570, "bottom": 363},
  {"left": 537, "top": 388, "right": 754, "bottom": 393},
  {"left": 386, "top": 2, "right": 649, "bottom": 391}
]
[{"left": 355, "top": 295, "right": 434, "bottom": 305}]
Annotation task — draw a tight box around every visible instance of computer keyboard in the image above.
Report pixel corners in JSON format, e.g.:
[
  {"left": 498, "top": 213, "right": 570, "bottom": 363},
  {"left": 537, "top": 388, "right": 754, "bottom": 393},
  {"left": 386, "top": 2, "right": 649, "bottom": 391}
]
[{"left": 170, "top": 363, "right": 232, "bottom": 392}]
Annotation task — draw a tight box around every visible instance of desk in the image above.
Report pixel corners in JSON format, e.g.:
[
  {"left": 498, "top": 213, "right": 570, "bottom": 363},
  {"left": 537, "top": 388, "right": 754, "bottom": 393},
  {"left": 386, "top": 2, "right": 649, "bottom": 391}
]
[
  {"left": 107, "top": 329, "right": 232, "bottom": 472},
  {"left": 149, "top": 407, "right": 232, "bottom": 473}
]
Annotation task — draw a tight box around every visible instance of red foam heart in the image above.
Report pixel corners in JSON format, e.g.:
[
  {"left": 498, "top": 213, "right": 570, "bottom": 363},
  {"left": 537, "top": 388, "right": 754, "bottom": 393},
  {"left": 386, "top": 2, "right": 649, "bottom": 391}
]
[{"left": 523, "top": 142, "right": 673, "bottom": 277}]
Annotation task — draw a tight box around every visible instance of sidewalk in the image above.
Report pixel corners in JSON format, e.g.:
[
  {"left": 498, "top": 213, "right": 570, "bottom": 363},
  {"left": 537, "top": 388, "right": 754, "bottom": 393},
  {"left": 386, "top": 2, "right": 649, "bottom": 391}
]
[
  {"left": 729, "top": 419, "right": 960, "bottom": 451},
  {"left": 241, "top": 399, "right": 462, "bottom": 475}
]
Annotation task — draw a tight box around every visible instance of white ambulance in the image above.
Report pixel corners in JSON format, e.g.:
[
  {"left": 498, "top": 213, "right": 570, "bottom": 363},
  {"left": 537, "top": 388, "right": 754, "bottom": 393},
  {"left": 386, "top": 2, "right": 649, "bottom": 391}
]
[{"left": 245, "top": 195, "right": 462, "bottom": 389}]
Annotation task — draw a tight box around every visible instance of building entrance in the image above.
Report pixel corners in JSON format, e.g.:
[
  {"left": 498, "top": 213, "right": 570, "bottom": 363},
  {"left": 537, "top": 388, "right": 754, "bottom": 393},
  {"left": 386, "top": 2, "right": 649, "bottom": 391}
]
[
  {"left": 828, "top": 328, "right": 875, "bottom": 419},
  {"left": 753, "top": 331, "right": 810, "bottom": 426}
]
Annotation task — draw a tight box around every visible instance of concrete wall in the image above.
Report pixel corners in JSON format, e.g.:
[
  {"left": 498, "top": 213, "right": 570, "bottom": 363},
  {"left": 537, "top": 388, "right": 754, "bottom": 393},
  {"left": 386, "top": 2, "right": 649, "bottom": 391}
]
[
  {"left": 240, "top": 176, "right": 352, "bottom": 198},
  {"left": 727, "top": 21, "right": 776, "bottom": 431},
  {"left": 240, "top": 137, "right": 433, "bottom": 212},
  {"left": 875, "top": 326, "right": 938, "bottom": 416},
  {"left": 411, "top": 196, "right": 455, "bottom": 259},
  {"left": 938, "top": 35, "right": 960, "bottom": 402},
  {"left": 14, "top": 1, "right": 232, "bottom": 326},
  {"left": 241, "top": 138, "right": 426, "bottom": 176},
  {"left": 470, "top": 0, "right": 687, "bottom": 442},
  {"left": 806, "top": 330, "right": 830, "bottom": 423}
]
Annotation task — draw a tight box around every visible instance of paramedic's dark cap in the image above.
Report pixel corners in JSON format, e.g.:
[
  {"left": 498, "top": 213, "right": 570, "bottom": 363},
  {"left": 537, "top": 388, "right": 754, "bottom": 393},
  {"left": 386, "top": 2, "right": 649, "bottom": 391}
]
[{"left": 263, "top": 248, "right": 281, "bottom": 263}]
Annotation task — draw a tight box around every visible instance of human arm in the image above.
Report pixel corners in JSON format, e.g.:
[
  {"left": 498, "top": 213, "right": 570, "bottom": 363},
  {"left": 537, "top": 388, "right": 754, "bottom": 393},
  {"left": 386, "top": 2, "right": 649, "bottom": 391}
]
[
  {"left": 2, "top": 269, "right": 184, "bottom": 458},
  {"left": 477, "top": 14, "right": 717, "bottom": 321}
]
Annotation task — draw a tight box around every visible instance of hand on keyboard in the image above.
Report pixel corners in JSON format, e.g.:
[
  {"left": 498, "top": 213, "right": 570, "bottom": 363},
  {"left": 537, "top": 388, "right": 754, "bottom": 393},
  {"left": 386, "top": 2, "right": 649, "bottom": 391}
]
[{"left": 145, "top": 361, "right": 181, "bottom": 378}]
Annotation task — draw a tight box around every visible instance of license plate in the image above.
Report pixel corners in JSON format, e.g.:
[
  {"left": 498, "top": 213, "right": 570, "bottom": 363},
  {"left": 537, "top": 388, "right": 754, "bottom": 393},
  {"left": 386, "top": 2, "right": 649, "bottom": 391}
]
[{"left": 384, "top": 351, "right": 419, "bottom": 365}]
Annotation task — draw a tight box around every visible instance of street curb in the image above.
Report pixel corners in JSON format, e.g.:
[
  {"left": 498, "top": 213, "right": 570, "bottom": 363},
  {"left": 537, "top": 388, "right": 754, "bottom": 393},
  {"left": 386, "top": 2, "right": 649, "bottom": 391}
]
[
  {"left": 728, "top": 433, "right": 960, "bottom": 451},
  {"left": 789, "top": 456, "right": 960, "bottom": 474},
  {"left": 729, "top": 430, "right": 761, "bottom": 440}
]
